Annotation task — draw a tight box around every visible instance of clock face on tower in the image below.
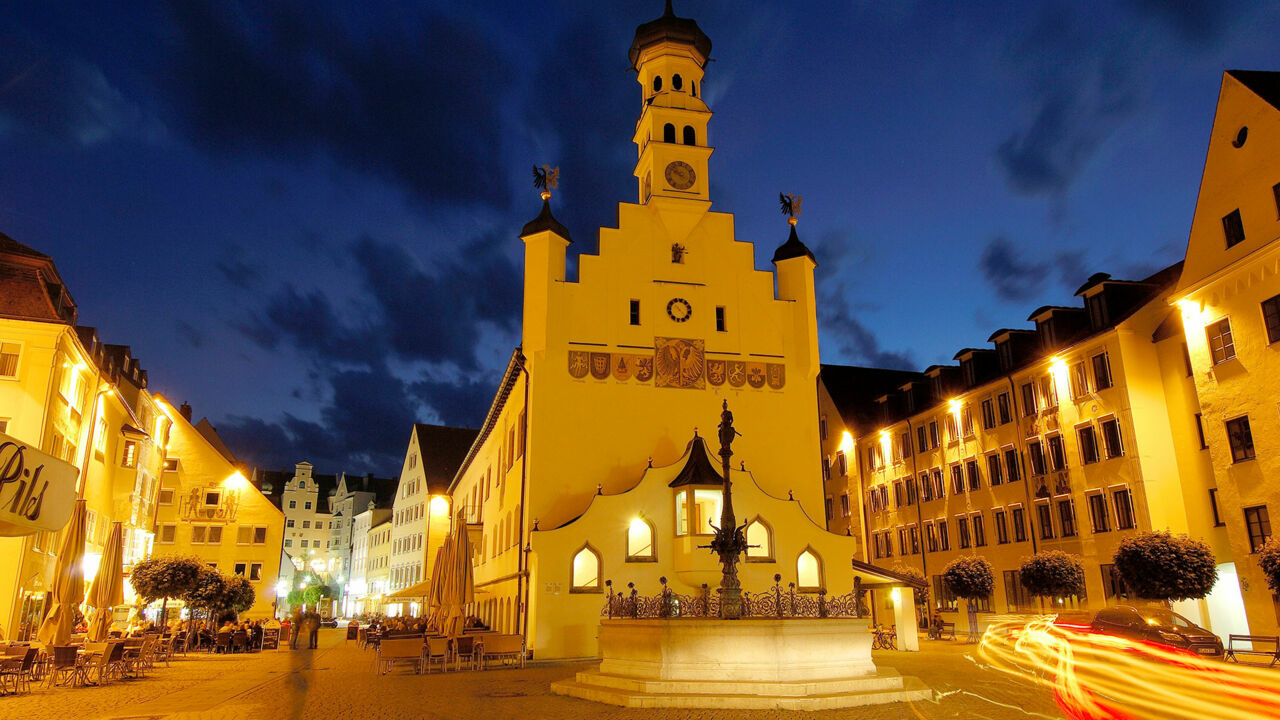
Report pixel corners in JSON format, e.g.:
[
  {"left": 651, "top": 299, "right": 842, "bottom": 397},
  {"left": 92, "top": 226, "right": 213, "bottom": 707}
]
[{"left": 664, "top": 161, "right": 696, "bottom": 190}]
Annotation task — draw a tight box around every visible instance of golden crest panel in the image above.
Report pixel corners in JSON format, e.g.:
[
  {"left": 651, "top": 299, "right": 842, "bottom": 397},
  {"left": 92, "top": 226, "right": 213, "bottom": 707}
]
[
  {"left": 568, "top": 351, "right": 590, "bottom": 379},
  {"left": 654, "top": 337, "right": 706, "bottom": 390}
]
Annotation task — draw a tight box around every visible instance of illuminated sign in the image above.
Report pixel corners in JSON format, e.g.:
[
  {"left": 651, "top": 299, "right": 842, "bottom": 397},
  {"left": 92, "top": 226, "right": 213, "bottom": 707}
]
[{"left": 0, "top": 431, "right": 79, "bottom": 536}]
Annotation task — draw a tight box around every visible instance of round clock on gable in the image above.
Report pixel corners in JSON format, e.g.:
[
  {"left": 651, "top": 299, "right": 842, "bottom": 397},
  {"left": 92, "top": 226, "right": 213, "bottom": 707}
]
[
  {"left": 666, "top": 297, "right": 692, "bottom": 322},
  {"left": 664, "top": 161, "right": 696, "bottom": 190}
]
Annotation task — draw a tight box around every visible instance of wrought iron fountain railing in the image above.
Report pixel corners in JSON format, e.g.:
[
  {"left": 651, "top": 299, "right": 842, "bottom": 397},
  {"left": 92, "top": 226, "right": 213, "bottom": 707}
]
[{"left": 601, "top": 574, "right": 871, "bottom": 620}]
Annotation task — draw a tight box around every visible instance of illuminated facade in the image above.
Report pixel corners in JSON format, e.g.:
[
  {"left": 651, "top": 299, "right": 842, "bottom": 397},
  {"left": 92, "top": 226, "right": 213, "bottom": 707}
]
[
  {"left": 451, "top": 6, "right": 881, "bottom": 660},
  {"left": 0, "top": 234, "right": 169, "bottom": 638},
  {"left": 151, "top": 399, "right": 285, "bottom": 618},
  {"left": 820, "top": 262, "right": 1245, "bottom": 634},
  {"left": 1172, "top": 70, "right": 1280, "bottom": 636},
  {"left": 385, "top": 423, "right": 475, "bottom": 612}
]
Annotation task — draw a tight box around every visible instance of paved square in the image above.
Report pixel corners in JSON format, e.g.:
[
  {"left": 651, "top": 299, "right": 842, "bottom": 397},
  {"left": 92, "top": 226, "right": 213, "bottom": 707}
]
[{"left": 2, "top": 631, "right": 1064, "bottom": 719}]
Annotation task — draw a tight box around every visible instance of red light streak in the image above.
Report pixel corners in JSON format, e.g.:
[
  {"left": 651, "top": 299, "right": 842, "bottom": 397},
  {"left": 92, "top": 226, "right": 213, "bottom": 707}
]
[{"left": 977, "top": 618, "right": 1280, "bottom": 720}]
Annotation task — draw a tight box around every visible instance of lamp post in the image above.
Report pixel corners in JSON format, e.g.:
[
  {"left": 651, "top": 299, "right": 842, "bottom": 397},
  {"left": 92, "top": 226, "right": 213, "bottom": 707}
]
[{"left": 708, "top": 400, "right": 748, "bottom": 619}]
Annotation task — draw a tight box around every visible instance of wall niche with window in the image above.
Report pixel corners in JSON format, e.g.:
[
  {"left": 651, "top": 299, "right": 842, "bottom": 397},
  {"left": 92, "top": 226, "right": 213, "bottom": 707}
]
[
  {"left": 795, "top": 547, "right": 824, "bottom": 592},
  {"left": 626, "top": 517, "right": 656, "bottom": 562},
  {"left": 571, "top": 544, "right": 603, "bottom": 593},
  {"left": 744, "top": 516, "right": 774, "bottom": 562}
]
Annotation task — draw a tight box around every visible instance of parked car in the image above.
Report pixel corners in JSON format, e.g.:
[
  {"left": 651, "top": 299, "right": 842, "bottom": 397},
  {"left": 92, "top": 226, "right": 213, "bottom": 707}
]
[
  {"left": 1054, "top": 605, "right": 1224, "bottom": 658},
  {"left": 320, "top": 618, "right": 338, "bottom": 628}
]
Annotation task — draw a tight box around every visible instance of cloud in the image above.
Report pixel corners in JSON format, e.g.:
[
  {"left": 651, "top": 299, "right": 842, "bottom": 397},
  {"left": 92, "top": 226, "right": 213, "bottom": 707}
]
[
  {"left": 979, "top": 236, "right": 1094, "bottom": 302},
  {"left": 215, "top": 252, "right": 262, "bottom": 290},
  {"left": 156, "top": 1, "right": 515, "bottom": 209},
  {"left": 0, "top": 27, "right": 149, "bottom": 146},
  {"left": 1122, "top": 0, "right": 1239, "bottom": 47},
  {"left": 811, "top": 228, "right": 914, "bottom": 370},
  {"left": 175, "top": 320, "right": 203, "bottom": 348},
  {"left": 992, "top": 3, "right": 1148, "bottom": 199}
]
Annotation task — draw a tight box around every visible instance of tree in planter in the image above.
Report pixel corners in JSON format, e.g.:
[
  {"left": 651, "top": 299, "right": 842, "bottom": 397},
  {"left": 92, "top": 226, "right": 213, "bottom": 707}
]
[
  {"left": 130, "top": 555, "right": 204, "bottom": 626},
  {"left": 891, "top": 564, "right": 930, "bottom": 627},
  {"left": 223, "top": 575, "right": 257, "bottom": 617},
  {"left": 302, "top": 583, "right": 334, "bottom": 613},
  {"left": 1256, "top": 537, "right": 1280, "bottom": 594},
  {"left": 285, "top": 589, "right": 304, "bottom": 612},
  {"left": 1112, "top": 531, "right": 1217, "bottom": 602},
  {"left": 184, "top": 566, "right": 229, "bottom": 627},
  {"left": 942, "top": 556, "right": 994, "bottom": 642},
  {"left": 1019, "top": 551, "right": 1086, "bottom": 611}
]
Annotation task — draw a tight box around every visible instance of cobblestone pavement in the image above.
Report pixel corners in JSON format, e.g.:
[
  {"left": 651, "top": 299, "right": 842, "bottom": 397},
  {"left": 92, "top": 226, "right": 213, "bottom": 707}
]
[{"left": 0, "top": 631, "right": 1064, "bottom": 720}]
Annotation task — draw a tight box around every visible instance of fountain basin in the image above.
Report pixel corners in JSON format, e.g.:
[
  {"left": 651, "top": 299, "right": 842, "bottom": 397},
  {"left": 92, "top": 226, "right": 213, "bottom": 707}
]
[{"left": 552, "top": 618, "right": 932, "bottom": 710}]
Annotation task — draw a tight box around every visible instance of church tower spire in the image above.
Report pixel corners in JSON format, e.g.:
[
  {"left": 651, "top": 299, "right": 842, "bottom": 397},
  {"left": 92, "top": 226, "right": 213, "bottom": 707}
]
[{"left": 629, "top": 1, "right": 713, "bottom": 204}]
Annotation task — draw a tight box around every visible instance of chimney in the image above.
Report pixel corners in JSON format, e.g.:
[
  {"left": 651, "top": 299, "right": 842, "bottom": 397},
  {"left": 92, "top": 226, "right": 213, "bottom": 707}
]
[{"left": 179, "top": 401, "right": 192, "bottom": 421}]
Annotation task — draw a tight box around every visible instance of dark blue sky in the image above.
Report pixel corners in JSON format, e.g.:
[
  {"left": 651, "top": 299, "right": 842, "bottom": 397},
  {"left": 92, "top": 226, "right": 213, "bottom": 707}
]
[{"left": 3, "top": 1, "right": 1277, "bottom": 475}]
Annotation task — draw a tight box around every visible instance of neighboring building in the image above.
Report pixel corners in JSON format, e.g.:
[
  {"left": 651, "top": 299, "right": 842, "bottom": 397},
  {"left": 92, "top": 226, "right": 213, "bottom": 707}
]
[
  {"left": 328, "top": 472, "right": 397, "bottom": 614},
  {"left": 363, "top": 513, "right": 394, "bottom": 613},
  {"left": 1171, "top": 70, "right": 1280, "bottom": 636},
  {"left": 386, "top": 423, "right": 476, "bottom": 614},
  {"left": 820, "top": 261, "right": 1243, "bottom": 636},
  {"left": 0, "top": 233, "right": 168, "bottom": 638},
  {"left": 151, "top": 399, "right": 285, "bottom": 618},
  {"left": 347, "top": 502, "right": 391, "bottom": 616},
  {"left": 449, "top": 6, "right": 909, "bottom": 660}
]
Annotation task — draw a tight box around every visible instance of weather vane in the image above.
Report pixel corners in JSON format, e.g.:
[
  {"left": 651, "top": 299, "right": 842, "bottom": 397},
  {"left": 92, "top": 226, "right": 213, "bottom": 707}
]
[
  {"left": 533, "top": 164, "right": 560, "bottom": 200},
  {"left": 779, "top": 192, "right": 802, "bottom": 226}
]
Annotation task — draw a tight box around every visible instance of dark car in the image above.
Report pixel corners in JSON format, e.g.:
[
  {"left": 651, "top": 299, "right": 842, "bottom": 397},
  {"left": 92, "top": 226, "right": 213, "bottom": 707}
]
[
  {"left": 1055, "top": 605, "right": 1224, "bottom": 658},
  {"left": 320, "top": 618, "right": 338, "bottom": 628}
]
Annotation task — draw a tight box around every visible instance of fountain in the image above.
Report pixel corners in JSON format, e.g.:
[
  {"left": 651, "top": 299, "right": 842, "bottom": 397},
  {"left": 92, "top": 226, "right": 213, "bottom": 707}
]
[{"left": 551, "top": 402, "right": 933, "bottom": 710}]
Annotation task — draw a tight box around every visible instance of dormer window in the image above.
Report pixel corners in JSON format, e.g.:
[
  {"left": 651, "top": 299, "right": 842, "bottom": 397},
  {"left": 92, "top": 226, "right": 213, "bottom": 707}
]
[
  {"left": 1037, "top": 319, "right": 1057, "bottom": 350},
  {"left": 997, "top": 340, "right": 1013, "bottom": 371},
  {"left": 1086, "top": 293, "right": 1109, "bottom": 330},
  {"left": 961, "top": 359, "right": 976, "bottom": 388}
]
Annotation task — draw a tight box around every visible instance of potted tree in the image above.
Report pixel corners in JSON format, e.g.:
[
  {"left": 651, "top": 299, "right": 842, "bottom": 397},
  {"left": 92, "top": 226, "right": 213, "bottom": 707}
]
[
  {"left": 130, "top": 555, "right": 204, "bottom": 627},
  {"left": 1112, "top": 531, "right": 1217, "bottom": 603},
  {"left": 1019, "top": 550, "right": 1086, "bottom": 611},
  {"left": 1256, "top": 537, "right": 1280, "bottom": 595},
  {"left": 942, "top": 556, "right": 994, "bottom": 642}
]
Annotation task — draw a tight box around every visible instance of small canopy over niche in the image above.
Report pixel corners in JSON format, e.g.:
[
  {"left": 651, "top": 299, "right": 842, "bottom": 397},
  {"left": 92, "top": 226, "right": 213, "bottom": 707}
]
[{"left": 669, "top": 433, "right": 724, "bottom": 536}]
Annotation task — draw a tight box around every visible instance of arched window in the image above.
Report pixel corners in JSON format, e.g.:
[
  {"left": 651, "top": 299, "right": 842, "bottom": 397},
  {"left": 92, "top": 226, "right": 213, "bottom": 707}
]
[
  {"left": 570, "top": 544, "right": 602, "bottom": 592},
  {"left": 796, "top": 547, "right": 824, "bottom": 592},
  {"left": 672, "top": 73, "right": 683, "bottom": 91},
  {"left": 626, "top": 517, "right": 656, "bottom": 561},
  {"left": 653, "top": 75, "right": 663, "bottom": 92},
  {"left": 663, "top": 123, "right": 676, "bottom": 143},
  {"left": 691, "top": 82, "right": 697, "bottom": 98},
  {"left": 745, "top": 517, "right": 774, "bottom": 561},
  {"left": 683, "top": 125, "right": 696, "bottom": 146}
]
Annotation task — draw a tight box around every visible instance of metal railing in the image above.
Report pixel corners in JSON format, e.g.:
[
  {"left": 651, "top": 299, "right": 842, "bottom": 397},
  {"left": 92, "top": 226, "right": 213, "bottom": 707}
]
[{"left": 601, "top": 574, "right": 870, "bottom": 620}]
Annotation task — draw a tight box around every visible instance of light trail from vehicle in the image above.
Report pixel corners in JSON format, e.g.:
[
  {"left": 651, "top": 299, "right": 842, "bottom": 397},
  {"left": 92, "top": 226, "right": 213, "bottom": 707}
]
[{"left": 976, "top": 617, "right": 1280, "bottom": 720}]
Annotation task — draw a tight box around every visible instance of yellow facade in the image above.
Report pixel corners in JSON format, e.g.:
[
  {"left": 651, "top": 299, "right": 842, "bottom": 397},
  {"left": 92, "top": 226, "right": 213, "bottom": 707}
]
[
  {"left": 1173, "top": 71, "right": 1280, "bottom": 635},
  {"left": 150, "top": 396, "right": 284, "bottom": 618},
  {"left": 0, "top": 237, "right": 168, "bottom": 638},
  {"left": 451, "top": 7, "right": 862, "bottom": 659},
  {"left": 363, "top": 515, "right": 393, "bottom": 613}
]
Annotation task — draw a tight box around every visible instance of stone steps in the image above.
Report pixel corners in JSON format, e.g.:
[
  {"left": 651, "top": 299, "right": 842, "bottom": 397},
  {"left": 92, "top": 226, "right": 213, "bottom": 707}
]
[{"left": 551, "top": 669, "right": 934, "bottom": 710}]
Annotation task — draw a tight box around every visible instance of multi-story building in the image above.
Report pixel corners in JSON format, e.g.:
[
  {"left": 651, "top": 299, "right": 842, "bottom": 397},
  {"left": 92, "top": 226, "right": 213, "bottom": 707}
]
[
  {"left": 820, "top": 260, "right": 1242, "bottom": 634},
  {"left": 327, "top": 472, "right": 397, "bottom": 613},
  {"left": 386, "top": 423, "right": 475, "bottom": 613},
  {"left": 363, "top": 513, "right": 394, "bottom": 614},
  {"left": 0, "top": 234, "right": 169, "bottom": 638},
  {"left": 1171, "top": 70, "right": 1280, "bottom": 636},
  {"left": 151, "top": 399, "right": 285, "bottom": 618}
]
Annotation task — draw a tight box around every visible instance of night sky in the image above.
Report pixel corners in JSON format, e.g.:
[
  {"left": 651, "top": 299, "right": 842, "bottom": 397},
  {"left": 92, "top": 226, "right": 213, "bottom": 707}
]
[{"left": 3, "top": 1, "right": 1277, "bottom": 476}]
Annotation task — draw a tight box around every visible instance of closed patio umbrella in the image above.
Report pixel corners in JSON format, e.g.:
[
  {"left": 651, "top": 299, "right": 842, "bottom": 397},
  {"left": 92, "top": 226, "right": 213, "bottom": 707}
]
[
  {"left": 38, "top": 498, "right": 87, "bottom": 647},
  {"left": 86, "top": 521, "right": 124, "bottom": 641},
  {"left": 426, "top": 533, "right": 453, "bottom": 631},
  {"left": 440, "top": 517, "right": 475, "bottom": 637}
]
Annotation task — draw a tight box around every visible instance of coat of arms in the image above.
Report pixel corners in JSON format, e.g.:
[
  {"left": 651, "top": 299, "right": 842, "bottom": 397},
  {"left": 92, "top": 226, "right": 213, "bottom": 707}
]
[
  {"left": 590, "top": 352, "right": 611, "bottom": 380},
  {"left": 654, "top": 337, "right": 705, "bottom": 389},
  {"left": 726, "top": 360, "right": 746, "bottom": 387},
  {"left": 766, "top": 363, "right": 785, "bottom": 390},
  {"left": 613, "top": 355, "right": 633, "bottom": 381},
  {"left": 707, "top": 359, "right": 726, "bottom": 386},
  {"left": 746, "top": 362, "right": 767, "bottom": 388},
  {"left": 633, "top": 355, "right": 654, "bottom": 382},
  {"left": 568, "top": 351, "right": 590, "bottom": 379}
]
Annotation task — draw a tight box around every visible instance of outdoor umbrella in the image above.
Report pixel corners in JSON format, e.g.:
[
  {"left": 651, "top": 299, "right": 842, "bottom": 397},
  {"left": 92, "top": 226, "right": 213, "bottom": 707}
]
[
  {"left": 426, "top": 533, "right": 453, "bottom": 632},
  {"left": 86, "top": 521, "right": 125, "bottom": 641},
  {"left": 38, "top": 498, "right": 87, "bottom": 647},
  {"left": 441, "top": 518, "right": 475, "bottom": 637}
]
